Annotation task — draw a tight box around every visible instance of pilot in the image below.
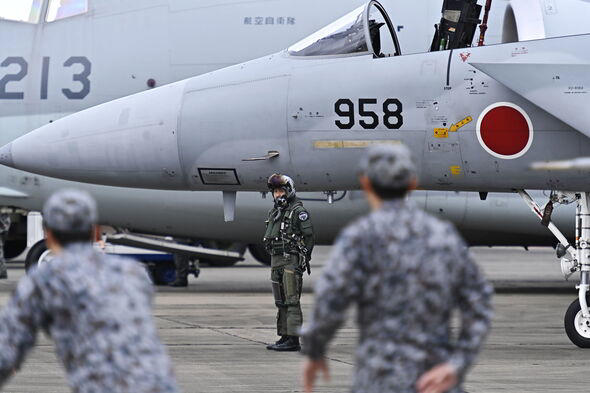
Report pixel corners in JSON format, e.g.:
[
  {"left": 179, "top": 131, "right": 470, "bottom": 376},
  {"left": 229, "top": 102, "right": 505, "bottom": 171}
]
[
  {"left": 0, "top": 212, "right": 10, "bottom": 279},
  {"left": 300, "top": 145, "right": 493, "bottom": 393},
  {"left": 263, "top": 174, "right": 314, "bottom": 351},
  {"left": 0, "top": 189, "right": 179, "bottom": 392}
]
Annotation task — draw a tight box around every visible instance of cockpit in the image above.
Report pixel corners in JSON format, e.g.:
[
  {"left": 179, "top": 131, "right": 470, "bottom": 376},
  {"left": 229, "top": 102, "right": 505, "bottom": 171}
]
[
  {"left": 0, "top": 0, "right": 88, "bottom": 24},
  {"left": 288, "top": 1, "right": 401, "bottom": 58}
]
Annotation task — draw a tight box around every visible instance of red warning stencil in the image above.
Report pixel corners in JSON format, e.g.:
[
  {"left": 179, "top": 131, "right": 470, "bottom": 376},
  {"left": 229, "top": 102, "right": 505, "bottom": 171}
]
[{"left": 476, "top": 102, "right": 533, "bottom": 159}]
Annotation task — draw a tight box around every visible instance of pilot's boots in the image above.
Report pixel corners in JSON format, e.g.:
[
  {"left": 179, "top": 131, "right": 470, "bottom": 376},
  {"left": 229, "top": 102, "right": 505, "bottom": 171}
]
[
  {"left": 266, "top": 335, "right": 288, "bottom": 350},
  {"left": 272, "top": 336, "right": 300, "bottom": 352}
]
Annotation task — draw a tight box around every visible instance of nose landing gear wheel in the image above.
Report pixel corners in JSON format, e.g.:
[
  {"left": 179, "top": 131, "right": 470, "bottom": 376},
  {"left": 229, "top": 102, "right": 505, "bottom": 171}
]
[
  {"left": 565, "top": 294, "right": 590, "bottom": 348},
  {"left": 25, "top": 239, "right": 51, "bottom": 272}
]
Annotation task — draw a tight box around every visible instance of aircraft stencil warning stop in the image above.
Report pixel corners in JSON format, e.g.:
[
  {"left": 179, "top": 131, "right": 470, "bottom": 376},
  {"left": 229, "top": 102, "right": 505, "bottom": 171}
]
[{"left": 476, "top": 102, "right": 533, "bottom": 159}]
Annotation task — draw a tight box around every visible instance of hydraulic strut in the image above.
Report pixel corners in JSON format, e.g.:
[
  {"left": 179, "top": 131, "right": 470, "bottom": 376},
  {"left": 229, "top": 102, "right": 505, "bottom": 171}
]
[
  {"left": 575, "top": 193, "right": 590, "bottom": 318},
  {"left": 517, "top": 190, "right": 574, "bottom": 258},
  {"left": 519, "top": 190, "right": 590, "bottom": 319},
  {"left": 477, "top": 0, "right": 493, "bottom": 46}
]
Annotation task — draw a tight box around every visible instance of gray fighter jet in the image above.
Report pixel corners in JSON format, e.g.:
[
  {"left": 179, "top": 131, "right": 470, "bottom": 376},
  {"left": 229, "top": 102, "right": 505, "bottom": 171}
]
[
  {"left": 7, "top": 1, "right": 590, "bottom": 346},
  {"left": 0, "top": 0, "right": 574, "bottom": 266},
  {"left": 7, "top": 3, "right": 589, "bottom": 194}
]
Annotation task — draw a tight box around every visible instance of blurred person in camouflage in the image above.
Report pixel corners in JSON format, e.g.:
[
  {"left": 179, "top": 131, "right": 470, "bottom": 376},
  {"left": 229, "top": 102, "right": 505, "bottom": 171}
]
[
  {"left": 300, "top": 144, "right": 493, "bottom": 393},
  {"left": 0, "top": 189, "right": 179, "bottom": 393}
]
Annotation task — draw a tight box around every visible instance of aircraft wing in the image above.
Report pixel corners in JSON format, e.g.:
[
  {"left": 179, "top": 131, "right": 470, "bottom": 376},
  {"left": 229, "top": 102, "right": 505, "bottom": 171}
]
[
  {"left": 470, "top": 61, "right": 590, "bottom": 138},
  {"left": 0, "top": 187, "right": 28, "bottom": 198},
  {"left": 107, "top": 234, "right": 244, "bottom": 263}
]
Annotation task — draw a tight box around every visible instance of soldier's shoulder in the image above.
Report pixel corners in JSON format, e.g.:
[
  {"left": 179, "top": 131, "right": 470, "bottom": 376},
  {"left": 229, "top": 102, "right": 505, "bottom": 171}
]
[
  {"left": 290, "top": 201, "right": 311, "bottom": 220},
  {"left": 339, "top": 215, "right": 372, "bottom": 241},
  {"left": 105, "top": 253, "right": 145, "bottom": 272},
  {"left": 294, "top": 207, "right": 310, "bottom": 221},
  {"left": 419, "top": 210, "right": 465, "bottom": 249},
  {"left": 104, "top": 254, "right": 153, "bottom": 283},
  {"left": 291, "top": 199, "right": 307, "bottom": 211}
]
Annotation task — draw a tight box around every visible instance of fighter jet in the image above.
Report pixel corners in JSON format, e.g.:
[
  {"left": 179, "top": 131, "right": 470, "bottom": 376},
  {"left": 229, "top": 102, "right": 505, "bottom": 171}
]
[
  {"left": 6, "top": 1, "right": 590, "bottom": 195},
  {"left": 0, "top": 0, "right": 571, "bottom": 267},
  {"left": 7, "top": 0, "right": 590, "bottom": 346}
]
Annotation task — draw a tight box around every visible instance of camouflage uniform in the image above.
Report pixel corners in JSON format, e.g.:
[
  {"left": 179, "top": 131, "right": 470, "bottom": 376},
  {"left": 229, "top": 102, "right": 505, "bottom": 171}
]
[
  {"left": 300, "top": 198, "right": 493, "bottom": 393},
  {"left": 264, "top": 196, "right": 314, "bottom": 338},
  {"left": 0, "top": 243, "right": 179, "bottom": 393},
  {"left": 0, "top": 213, "right": 11, "bottom": 278},
  {"left": 0, "top": 189, "right": 179, "bottom": 392}
]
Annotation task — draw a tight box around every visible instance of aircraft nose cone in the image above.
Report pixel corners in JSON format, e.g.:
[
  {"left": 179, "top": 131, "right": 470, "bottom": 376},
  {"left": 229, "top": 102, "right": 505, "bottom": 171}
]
[
  {"left": 0, "top": 81, "right": 189, "bottom": 189},
  {"left": 0, "top": 142, "right": 14, "bottom": 168}
]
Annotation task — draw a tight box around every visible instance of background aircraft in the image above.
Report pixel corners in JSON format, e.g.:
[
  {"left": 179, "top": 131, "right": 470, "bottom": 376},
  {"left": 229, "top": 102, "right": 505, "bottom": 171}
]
[{"left": 0, "top": 0, "right": 586, "bottom": 269}]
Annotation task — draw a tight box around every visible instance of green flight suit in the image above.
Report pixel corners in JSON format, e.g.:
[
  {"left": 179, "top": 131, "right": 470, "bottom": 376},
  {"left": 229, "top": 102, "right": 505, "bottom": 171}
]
[{"left": 263, "top": 197, "right": 314, "bottom": 337}]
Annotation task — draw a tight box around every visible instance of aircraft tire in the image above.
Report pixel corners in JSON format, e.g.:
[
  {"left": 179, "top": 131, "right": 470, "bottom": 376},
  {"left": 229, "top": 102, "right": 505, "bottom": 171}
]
[
  {"left": 25, "top": 240, "right": 48, "bottom": 273},
  {"left": 248, "top": 244, "right": 271, "bottom": 266},
  {"left": 151, "top": 260, "right": 177, "bottom": 285},
  {"left": 564, "top": 294, "right": 590, "bottom": 348},
  {"left": 4, "top": 238, "right": 27, "bottom": 260}
]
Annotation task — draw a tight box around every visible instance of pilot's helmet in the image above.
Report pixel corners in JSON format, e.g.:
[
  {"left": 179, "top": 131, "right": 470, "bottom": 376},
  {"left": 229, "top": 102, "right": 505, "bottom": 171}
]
[{"left": 267, "top": 174, "right": 296, "bottom": 199}]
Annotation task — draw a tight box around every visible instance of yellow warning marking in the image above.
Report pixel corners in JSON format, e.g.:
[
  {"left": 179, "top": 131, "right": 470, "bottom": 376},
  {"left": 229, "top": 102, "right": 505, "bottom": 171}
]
[
  {"left": 449, "top": 116, "right": 473, "bottom": 132},
  {"left": 434, "top": 128, "right": 449, "bottom": 138},
  {"left": 313, "top": 140, "right": 400, "bottom": 149},
  {"left": 450, "top": 166, "right": 462, "bottom": 175},
  {"left": 313, "top": 140, "right": 343, "bottom": 149}
]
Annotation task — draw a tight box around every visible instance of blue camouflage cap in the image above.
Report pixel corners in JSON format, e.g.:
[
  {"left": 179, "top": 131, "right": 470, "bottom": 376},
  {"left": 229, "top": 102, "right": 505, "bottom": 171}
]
[
  {"left": 42, "top": 189, "right": 98, "bottom": 232},
  {"left": 359, "top": 144, "right": 417, "bottom": 189}
]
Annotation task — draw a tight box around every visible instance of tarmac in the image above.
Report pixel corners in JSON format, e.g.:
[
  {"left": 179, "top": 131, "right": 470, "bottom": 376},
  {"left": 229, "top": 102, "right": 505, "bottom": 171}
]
[{"left": 0, "top": 246, "right": 587, "bottom": 392}]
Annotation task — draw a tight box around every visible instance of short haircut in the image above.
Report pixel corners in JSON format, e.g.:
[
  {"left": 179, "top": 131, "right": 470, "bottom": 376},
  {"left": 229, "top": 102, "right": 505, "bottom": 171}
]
[
  {"left": 46, "top": 228, "right": 93, "bottom": 246},
  {"left": 371, "top": 183, "right": 409, "bottom": 200}
]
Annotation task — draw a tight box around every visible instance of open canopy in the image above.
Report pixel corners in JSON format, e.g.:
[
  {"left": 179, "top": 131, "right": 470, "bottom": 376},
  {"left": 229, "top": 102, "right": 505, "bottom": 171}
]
[{"left": 287, "top": 1, "right": 400, "bottom": 58}]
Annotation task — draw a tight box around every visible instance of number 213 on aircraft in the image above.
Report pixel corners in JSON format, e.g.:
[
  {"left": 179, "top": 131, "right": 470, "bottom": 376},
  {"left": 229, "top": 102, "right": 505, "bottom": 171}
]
[
  {"left": 0, "top": 56, "right": 91, "bottom": 100},
  {"left": 334, "top": 98, "right": 403, "bottom": 130}
]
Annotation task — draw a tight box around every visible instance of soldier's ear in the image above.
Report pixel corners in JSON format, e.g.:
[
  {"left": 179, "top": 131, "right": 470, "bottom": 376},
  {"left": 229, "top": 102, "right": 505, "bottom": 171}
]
[
  {"left": 44, "top": 229, "right": 59, "bottom": 252},
  {"left": 359, "top": 175, "right": 383, "bottom": 210},
  {"left": 359, "top": 175, "right": 373, "bottom": 193}
]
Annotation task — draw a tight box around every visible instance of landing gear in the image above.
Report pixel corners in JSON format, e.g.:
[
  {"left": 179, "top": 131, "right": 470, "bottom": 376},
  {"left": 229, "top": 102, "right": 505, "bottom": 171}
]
[
  {"left": 25, "top": 239, "right": 55, "bottom": 272},
  {"left": 519, "top": 190, "right": 590, "bottom": 347},
  {"left": 565, "top": 294, "right": 590, "bottom": 348}
]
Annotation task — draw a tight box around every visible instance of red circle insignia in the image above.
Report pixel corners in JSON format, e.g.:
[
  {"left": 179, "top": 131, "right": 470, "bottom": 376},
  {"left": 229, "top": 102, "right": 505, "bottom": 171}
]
[{"left": 476, "top": 102, "right": 533, "bottom": 159}]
